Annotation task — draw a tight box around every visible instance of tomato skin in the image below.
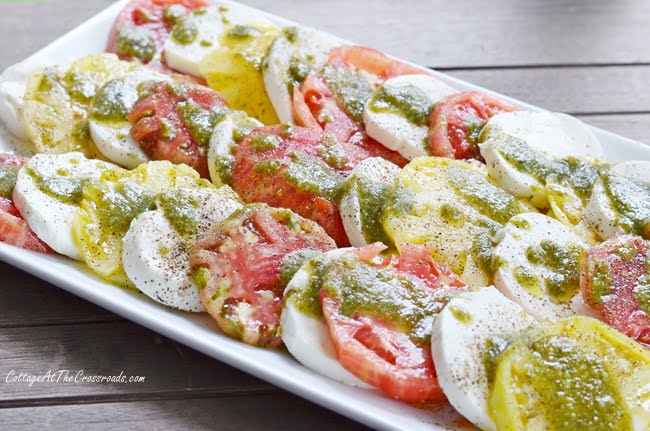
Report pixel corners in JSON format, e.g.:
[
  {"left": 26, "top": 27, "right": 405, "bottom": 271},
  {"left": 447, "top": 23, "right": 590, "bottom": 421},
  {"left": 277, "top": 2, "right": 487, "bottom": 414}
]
[
  {"left": 428, "top": 91, "right": 517, "bottom": 160},
  {"left": 230, "top": 125, "right": 352, "bottom": 246},
  {"left": 128, "top": 81, "right": 227, "bottom": 178},
  {"left": 189, "top": 205, "right": 335, "bottom": 347},
  {"left": 581, "top": 235, "right": 650, "bottom": 348},
  {"left": 321, "top": 243, "right": 466, "bottom": 403},
  {"left": 107, "top": 0, "right": 208, "bottom": 70}
]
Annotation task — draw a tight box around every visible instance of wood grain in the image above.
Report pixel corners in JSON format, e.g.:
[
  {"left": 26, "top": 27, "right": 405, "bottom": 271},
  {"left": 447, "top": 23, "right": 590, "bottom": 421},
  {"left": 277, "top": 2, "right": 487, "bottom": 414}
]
[
  {"left": 578, "top": 114, "right": 650, "bottom": 145},
  {"left": 0, "top": 395, "right": 370, "bottom": 431},
  {"left": 0, "top": 321, "right": 271, "bottom": 402},
  {"left": 3, "top": 0, "right": 650, "bottom": 70}
]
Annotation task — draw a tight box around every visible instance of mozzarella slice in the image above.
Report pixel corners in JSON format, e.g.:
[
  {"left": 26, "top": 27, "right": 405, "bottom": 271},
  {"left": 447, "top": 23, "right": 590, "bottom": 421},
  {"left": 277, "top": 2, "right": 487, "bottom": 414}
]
[
  {"left": 363, "top": 75, "right": 457, "bottom": 160},
  {"left": 122, "top": 187, "right": 241, "bottom": 312},
  {"left": 263, "top": 25, "right": 339, "bottom": 123},
  {"left": 164, "top": 5, "right": 271, "bottom": 77},
  {"left": 281, "top": 248, "right": 371, "bottom": 388},
  {"left": 207, "top": 110, "right": 262, "bottom": 186},
  {"left": 492, "top": 212, "right": 589, "bottom": 322},
  {"left": 431, "top": 286, "right": 536, "bottom": 431},
  {"left": 339, "top": 157, "right": 399, "bottom": 247},
  {"left": 585, "top": 160, "right": 650, "bottom": 240},
  {"left": 0, "top": 56, "right": 51, "bottom": 143},
  {"left": 479, "top": 111, "right": 604, "bottom": 207},
  {"left": 89, "top": 68, "right": 170, "bottom": 168},
  {"left": 12, "top": 152, "right": 118, "bottom": 259}
]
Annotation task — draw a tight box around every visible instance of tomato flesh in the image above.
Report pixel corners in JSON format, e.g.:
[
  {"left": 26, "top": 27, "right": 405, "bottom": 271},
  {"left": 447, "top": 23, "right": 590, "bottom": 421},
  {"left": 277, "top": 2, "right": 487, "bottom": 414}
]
[
  {"left": 428, "top": 91, "right": 517, "bottom": 160},
  {"left": 581, "top": 235, "right": 650, "bottom": 348},
  {"left": 321, "top": 243, "right": 466, "bottom": 403},
  {"left": 128, "top": 81, "right": 227, "bottom": 178},
  {"left": 231, "top": 125, "right": 354, "bottom": 246},
  {"left": 190, "top": 205, "right": 335, "bottom": 347}
]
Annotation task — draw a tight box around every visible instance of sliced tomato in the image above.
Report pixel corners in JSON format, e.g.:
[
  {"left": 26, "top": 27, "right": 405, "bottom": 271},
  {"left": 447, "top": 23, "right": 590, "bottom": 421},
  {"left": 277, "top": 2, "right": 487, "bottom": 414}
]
[
  {"left": 428, "top": 91, "right": 517, "bottom": 160},
  {"left": 321, "top": 243, "right": 467, "bottom": 403},
  {"left": 0, "top": 198, "right": 53, "bottom": 253},
  {"left": 293, "top": 46, "right": 422, "bottom": 168},
  {"left": 189, "top": 205, "right": 335, "bottom": 347},
  {"left": 107, "top": 0, "right": 207, "bottom": 70},
  {"left": 231, "top": 125, "right": 354, "bottom": 246},
  {"left": 128, "top": 81, "right": 227, "bottom": 178},
  {"left": 581, "top": 235, "right": 650, "bottom": 348}
]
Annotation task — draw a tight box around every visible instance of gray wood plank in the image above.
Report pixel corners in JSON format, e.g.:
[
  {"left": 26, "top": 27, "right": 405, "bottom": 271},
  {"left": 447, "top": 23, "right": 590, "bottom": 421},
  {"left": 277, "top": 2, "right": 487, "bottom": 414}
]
[
  {"left": 445, "top": 66, "right": 650, "bottom": 115},
  {"left": 578, "top": 114, "right": 650, "bottom": 145},
  {"left": 3, "top": 0, "right": 650, "bottom": 70},
  {"left": 0, "top": 321, "right": 272, "bottom": 403},
  {"left": 0, "top": 262, "right": 119, "bottom": 328},
  {"left": 0, "top": 395, "right": 370, "bottom": 431}
]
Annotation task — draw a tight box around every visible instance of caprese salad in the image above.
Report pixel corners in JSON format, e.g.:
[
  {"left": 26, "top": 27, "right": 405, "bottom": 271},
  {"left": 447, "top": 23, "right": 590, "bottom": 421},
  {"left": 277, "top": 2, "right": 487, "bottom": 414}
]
[{"left": 0, "top": 1, "right": 649, "bottom": 430}]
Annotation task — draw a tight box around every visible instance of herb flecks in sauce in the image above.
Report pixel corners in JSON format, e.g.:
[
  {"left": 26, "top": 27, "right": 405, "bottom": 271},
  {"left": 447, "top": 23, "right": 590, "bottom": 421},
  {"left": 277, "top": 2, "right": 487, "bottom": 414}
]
[
  {"left": 368, "top": 84, "right": 433, "bottom": 126},
  {"left": 90, "top": 79, "right": 138, "bottom": 124},
  {"left": 601, "top": 171, "right": 650, "bottom": 239},
  {"left": 285, "top": 151, "right": 342, "bottom": 200},
  {"left": 525, "top": 240, "right": 584, "bottom": 303},
  {"left": 321, "top": 66, "right": 372, "bottom": 123},
  {"left": 116, "top": 25, "right": 156, "bottom": 63}
]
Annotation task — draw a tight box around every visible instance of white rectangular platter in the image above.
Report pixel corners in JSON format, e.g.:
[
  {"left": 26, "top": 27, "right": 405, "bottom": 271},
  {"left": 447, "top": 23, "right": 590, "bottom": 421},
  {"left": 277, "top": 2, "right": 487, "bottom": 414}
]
[{"left": 1, "top": 1, "right": 649, "bottom": 430}]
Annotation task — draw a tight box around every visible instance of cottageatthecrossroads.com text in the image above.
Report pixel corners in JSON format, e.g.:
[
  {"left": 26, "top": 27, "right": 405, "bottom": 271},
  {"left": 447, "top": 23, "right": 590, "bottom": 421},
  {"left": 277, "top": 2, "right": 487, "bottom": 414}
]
[{"left": 4, "top": 370, "right": 146, "bottom": 387}]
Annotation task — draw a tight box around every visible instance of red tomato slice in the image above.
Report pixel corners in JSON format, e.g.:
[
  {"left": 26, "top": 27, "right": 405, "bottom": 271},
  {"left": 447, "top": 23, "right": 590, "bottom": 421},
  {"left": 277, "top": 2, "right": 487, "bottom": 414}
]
[
  {"left": 189, "top": 205, "right": 335, "bottom": 347},
  {"left": 321, "top": 243, "right": 467, "bottom": 403},
  {"left": 293, "top": 46, "right": 423, "bottom": 168},
  {"left": 128, "top": 81, "right": 227, "bottom": 178},
  {"left": 581, "top": 235, "right": 650, "bottom": 348},
  {"left": 107, "top": 0, "right": 207, "bottom": 70},
  {"left": 0, "top": 197, "right": 53, "bottom": 254},
  {"left": 231, "top": 125, "right": 354, "bottom": 246},
  {"left": 428, "top": 91, "right": 517, "bottom": 160}
]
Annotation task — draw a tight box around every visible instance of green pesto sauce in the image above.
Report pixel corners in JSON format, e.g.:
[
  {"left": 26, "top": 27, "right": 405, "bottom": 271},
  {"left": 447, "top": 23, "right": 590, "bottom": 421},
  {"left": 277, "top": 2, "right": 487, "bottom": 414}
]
[
  {"left": 227, "top": 24, "right": 261, "bottom": 39},
  {"left": 634, "top": 280, "right": 650, "bottom": 314},
  {"left": 0, "top": 165, "right": 19, "bottom": 199},
  {"left": 116, "top": 25, "right": 156, "bottom": 63},
  {"left": 171, "top": 16, "right": 198, "bottom": 45},
  {"left": 94, "top": 180, "right": 155, "bottom": 232},
  {"left": 215, "top": 155, "right": 234, "bottom": 184},
  {"left": 279, "top": 248, "right": 323, "bottom": 290},
  {"left": 384, "top": 182, "right": 416, "bottom": 217},
  {"left": 253, "top": 159, "right": 284, "bottom": 175},
  {"left": 177, "top": 100, "right": 226, "bottom": 148},
  {"left": 349, "top": 175, "right": 393, "bottom": 246},
  {"left": 601, "top": 171, "right": 650, "bottom": 239},
  {"left": 90, "top": 79, "right": 138, "bottom": 124},
  {"left": 193, "top": 266, "right": 210, "bottom": 291},
  {"left": 160, "top": 119, "right": 177, "bottom": 140},
  {"left": 368, "top": 84, "right": 433, "bottom": 126},
  {"left": 483, "top": 336, "right": 510, "bottom": 386},
  {"left": 158, "top": 191, "right": 200, "bottom": 236},
  {"left": 285, "top": 151, "right": 342, "bottom": 200},
  {"left": 588, "top": 259, "right": 612, "bottom": 305},
  {"left": 449, "top": 305, "right": 473, "bottom": 325},
  {"left": 282, "top": 26, "right": 298, "bottom": 44},
  {"left": 526, "top": 240, "right": 583, "bottom": 303},
  {"left": 446, "top": 166, "right": 523, "bottom": 225},
  {"left": 321, "top": 66, "right": 373, "bottom": 123},
  {"left": 439, "top": 203, "right": 466, "bottom": 227},
  {"left": 26, "top": 166, "right": 87, "bottom": 205},
  {"left": 288, "top": 57, "right": 312, "bottom": 91},
  {"left": 513, "top": 265, "right": 541, "bottom": 296},
  {"left": 494, "top": 137, "right": 600, "bottom": 201},
  {"left": 472, "top": 232, "right": 495, "bottom": 275},
  {"left": 316, "top": 134, "right": 348, "bottom": 169},
  {"left": 249, "top": 133, "right": 282, "bottom": 152},
  {"left": 322, "top": 255, "right": 454, "bottom": 344},
  {"left": 526, "top": 335, "right": 630, "bottom": 431},
  {"left": 285, "top": 253, "right": 332, "bottom": 319},
  {"left": 163, "top": 5, "right": 188, "bottom": 26}
]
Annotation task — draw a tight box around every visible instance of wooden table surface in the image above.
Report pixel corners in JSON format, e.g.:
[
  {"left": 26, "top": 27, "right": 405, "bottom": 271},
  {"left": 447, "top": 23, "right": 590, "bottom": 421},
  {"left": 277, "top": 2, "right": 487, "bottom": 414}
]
[{"left": 0, "top": 0, "right": 648, "bottom": 429}]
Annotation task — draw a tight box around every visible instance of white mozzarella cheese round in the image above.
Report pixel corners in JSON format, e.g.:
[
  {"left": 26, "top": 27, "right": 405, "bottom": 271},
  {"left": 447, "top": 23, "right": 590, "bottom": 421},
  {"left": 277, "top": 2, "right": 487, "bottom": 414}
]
[
  {"left": 491, "top": 212, "right": 589, "bottom": 322},
  {"left": 431, "top": 286, "right": 535, "bottom": 431},
  {"left": 122, "top": 187, "right": 241, "bottom": 312},
  {"left": 12, "top": 152, "right": 118, "bottom": 259},
  {"left": 363, "top": 75, "right": 457, "bottom": 160}
]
